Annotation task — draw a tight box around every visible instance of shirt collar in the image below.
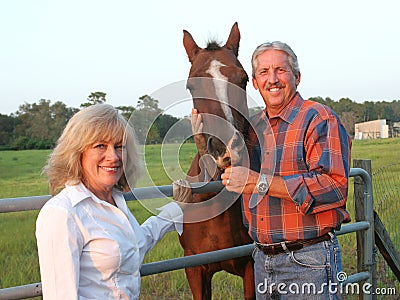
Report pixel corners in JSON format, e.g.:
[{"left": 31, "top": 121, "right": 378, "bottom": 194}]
[
  {"left": 66, "top": 182, "right": 123, "bottom": 207},
  {"left": 278, "top": 92, "right": 303, "bottom": 124}
]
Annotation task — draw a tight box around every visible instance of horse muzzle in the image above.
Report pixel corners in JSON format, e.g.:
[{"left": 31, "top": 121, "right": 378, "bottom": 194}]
[{"left": 207, "top": 131, "right": 246, "bottom": 169}]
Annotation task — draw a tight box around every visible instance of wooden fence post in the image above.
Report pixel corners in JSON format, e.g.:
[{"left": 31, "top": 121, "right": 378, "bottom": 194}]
[{"left": 353, "top": 159, "right": 376, "bottom": 300}]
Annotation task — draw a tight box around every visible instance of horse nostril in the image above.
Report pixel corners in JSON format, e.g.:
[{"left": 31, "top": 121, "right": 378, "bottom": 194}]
[
  {"left": 223, "top": 157, "right": 231, "bottom": 163},
  {"left": 207, "top": 136, "right": 227, "bottom": 159}
]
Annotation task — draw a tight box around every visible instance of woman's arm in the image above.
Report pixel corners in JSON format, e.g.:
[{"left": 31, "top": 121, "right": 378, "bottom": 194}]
[{"left": 36, "top": 205, "right": 82, "bottom": 299}]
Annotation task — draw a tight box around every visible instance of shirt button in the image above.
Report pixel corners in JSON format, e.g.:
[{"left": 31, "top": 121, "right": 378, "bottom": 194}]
[
  {"left": 133, "top": 271, "right": 139, "bottom": 277},
  {"left": 133, "top": 247, "right": 138, "bottom": 252}
]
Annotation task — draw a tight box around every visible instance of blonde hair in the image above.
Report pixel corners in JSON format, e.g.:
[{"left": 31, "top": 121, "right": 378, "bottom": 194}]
[{"left": 43, "top": 104, "right": 142, "bottom": 195}]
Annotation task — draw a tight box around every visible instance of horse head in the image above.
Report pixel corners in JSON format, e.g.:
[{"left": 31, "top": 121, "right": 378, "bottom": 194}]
[{"left": 183, "top": 22, "right": 249, "bottom": 169}]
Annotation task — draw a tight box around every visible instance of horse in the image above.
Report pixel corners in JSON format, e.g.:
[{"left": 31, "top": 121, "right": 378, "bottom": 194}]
[{"left": 179, "top": 23, "right": 255, "bottom": 300}]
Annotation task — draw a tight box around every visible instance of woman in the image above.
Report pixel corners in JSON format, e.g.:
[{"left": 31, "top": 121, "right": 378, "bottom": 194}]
[{"left": 36, "top": 104, "right": 183, "bottom": 299}]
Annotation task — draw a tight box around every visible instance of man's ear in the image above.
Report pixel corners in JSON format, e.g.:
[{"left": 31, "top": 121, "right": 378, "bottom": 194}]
[
  {"left": 296, "top": 72, "right": 301, "bottom": 86},
  {"left": 252, "top": 77, "right": 259, "bottom": 90}
]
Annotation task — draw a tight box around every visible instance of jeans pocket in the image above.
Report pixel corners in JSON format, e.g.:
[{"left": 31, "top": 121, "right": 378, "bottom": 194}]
[{"left": 289, "top": 243, "right": 328, "bottom": 269}]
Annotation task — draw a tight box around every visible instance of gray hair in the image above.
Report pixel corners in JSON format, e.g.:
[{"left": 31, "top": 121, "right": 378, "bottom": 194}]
[{"left": 251, "top": 41, "right": 300, "bottom": 78}]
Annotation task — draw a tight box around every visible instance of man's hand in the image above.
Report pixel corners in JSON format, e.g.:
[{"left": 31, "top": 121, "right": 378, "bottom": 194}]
[
  {"left": 191, "top": 108, "right": 207, "bottom": 156},
  {"left": 221, "top": 166, "right": 260, "bottom": 194}
]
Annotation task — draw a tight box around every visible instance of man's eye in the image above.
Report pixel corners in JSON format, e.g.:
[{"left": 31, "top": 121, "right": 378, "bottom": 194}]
[
  {"left": 115, "top": 145, "right": 125, "bottom": 150},
  {"left": 277, "top": 68, "right": 287, "bottom": 73}
]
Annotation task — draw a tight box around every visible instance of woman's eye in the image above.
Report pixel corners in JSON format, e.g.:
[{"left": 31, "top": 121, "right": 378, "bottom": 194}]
[{"left": 94, "top": 144, "right": 105, "bottom": 149}]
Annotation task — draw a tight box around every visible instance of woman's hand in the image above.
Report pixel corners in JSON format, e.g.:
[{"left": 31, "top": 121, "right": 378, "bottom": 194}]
[{"left": 172, "top": 179, "right": 193, "bottom": 203}]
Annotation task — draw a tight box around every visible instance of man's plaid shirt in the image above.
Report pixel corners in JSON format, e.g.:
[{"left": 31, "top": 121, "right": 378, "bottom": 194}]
[{"left": 242, "top": 93, "right": 352, "bottom": 244}]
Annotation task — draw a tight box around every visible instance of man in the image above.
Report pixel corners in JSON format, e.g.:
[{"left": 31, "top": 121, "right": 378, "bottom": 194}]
[{"left": 218, "top": 41, "right": 352, "bottom": 299}]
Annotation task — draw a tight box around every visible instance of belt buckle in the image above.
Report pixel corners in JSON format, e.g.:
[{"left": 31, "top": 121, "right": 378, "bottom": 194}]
[
  {"left": 257, "top": 242, "right": 284, "bottom": 255},
  {"left": 270, "top": 244, "right": 278, "bottom": 254}
]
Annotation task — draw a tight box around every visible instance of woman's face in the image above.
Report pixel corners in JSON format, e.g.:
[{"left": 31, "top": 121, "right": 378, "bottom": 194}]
[{"left": 81, "top": 140, "right": 125, "bottom": 194}]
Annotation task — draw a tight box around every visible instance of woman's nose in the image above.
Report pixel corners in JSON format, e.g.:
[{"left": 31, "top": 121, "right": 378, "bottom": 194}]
[{"left": 105, "top": 145, "right": 119, "bottom": 160}]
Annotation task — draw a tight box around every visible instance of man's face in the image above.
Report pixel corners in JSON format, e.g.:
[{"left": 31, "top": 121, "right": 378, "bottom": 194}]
[{"left": 252, "top": 49, "right": 300, "bottom": 116}]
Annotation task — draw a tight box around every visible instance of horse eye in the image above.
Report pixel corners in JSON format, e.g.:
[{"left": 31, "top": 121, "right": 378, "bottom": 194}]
[{"left": 240, "top": 74, "right": 249, "bottom": 86}]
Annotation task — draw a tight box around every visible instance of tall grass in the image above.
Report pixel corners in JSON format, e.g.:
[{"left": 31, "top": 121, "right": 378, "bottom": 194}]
[
  {"left": 0, "top": 150, "right": 51, "bottom": 198},
  {"left": 0, "top": 139, "right": 399, "bottom": 299}
]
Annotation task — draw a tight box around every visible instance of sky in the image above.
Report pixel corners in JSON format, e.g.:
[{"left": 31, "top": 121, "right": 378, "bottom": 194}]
[{"left": 1, "top": 0, "right": 399, "bottom": 117}]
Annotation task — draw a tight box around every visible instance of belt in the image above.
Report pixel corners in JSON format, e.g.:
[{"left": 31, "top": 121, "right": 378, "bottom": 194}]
[{"left": 255, "top": 232, "right": 333, "bottom": 255}]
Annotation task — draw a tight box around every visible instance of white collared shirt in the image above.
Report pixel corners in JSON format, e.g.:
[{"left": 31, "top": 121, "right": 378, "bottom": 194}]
[{"left": 36, "top": 182, "right": 183, "bottom": 299}]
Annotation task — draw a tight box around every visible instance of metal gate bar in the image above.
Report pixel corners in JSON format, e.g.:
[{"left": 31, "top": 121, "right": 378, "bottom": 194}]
[{"left": 0, "top": 168, "right": 375, "bottom": 300}]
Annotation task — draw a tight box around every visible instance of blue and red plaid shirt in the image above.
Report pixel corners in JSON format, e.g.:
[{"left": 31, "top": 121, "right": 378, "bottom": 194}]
[{"left": 242, "top": 93, "right": 351, "bottom": 244}]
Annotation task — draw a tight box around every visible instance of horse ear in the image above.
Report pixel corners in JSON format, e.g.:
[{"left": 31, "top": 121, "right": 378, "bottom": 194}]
[
  {"left": 224, "top": 22, "right": 240, "bottom": 57},
  {"left": 183, "top": 30, "right": 200, "bottom": 63}
]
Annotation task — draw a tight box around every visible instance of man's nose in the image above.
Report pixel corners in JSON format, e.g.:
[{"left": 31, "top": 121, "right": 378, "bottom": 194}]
[{"left": 268, "top": 70, "right": 278, "bottom": 83}]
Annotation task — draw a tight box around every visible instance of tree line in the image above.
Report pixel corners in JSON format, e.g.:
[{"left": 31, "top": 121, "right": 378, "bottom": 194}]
[
  {"left": 0, "top": 92, "right": 192, "bottom": 150},
  {"left": 1, "top": 92, "right": 400, "bottom": 150}
]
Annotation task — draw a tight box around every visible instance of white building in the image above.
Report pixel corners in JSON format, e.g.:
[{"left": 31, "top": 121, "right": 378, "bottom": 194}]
[{"left": 354, "top": 119, "right": 389, "bottom": 140}]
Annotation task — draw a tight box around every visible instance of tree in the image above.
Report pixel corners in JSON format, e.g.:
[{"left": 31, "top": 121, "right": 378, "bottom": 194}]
[
  {"left": 137, "top": 95, "right": 161, "bottom": 111},
  {"left": 13, "top": 99, "right": 77, "bottom": 149},
  {"left": 155, "top": 114, "right": 180, "bottom": 139},
  {"left": 131, "top": 95, "right": 163, "bottom": 144},
  {"left": 80, "top": 92, "right": 107, "bottom": 108},
  {"left": 0, "top": 114, "right": 19, "bottom": 146},
  {"left": 116, "top": 105, "right": 135, "bottom": 120},
  {"left": 340, "top": 111, "right": 357, "bottom": 137}
]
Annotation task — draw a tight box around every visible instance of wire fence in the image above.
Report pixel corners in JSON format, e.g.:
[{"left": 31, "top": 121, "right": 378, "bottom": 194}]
[{"left": 372, "top": 162, "right": 400, "bottom": 292}]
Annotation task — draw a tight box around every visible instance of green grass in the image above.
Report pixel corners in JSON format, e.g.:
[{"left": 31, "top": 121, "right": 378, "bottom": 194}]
[
  {"left": 0, "top": 150, "right": 51, "bottom": 198},
  {"left": 1, "top": 140, "right": 399, "bottom": 299}
]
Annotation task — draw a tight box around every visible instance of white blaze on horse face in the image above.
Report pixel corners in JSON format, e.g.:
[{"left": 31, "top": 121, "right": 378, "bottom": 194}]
[{"left": 206, "top": 60, "right": 234, "bottom": 124}]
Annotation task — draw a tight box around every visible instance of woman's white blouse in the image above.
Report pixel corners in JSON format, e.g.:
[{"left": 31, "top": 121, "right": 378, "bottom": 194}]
[{"left": 36, "top": 183, "right": 183, "bottom": 300}]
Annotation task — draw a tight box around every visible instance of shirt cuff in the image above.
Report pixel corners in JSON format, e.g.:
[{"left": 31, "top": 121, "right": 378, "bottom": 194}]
[{"left": 156, "top": 202, "right": 184, "bottom": 235}]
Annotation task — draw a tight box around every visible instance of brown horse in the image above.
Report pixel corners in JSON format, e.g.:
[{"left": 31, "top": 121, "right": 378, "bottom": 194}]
[{"left": 179, "top": 23, "right": 255, "bottom": 300}]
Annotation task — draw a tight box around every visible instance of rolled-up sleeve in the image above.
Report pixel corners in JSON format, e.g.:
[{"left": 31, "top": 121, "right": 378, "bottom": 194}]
[{"left": 284, "top": 116, "right": 351, "bottom": 215}]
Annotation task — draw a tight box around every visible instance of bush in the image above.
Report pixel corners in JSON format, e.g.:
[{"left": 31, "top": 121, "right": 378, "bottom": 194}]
[{"left": 10, "top": 137, "right": 54, "bottom": 150}]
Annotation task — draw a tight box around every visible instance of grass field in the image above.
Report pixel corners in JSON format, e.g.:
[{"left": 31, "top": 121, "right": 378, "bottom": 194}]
[{"left": 1, "top": 139, "right": 399, "bottom": 299}]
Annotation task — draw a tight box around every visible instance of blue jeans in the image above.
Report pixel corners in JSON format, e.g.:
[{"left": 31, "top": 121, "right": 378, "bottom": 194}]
[{"left": 253, "top": 236, "right": 343, "bottom": 299}]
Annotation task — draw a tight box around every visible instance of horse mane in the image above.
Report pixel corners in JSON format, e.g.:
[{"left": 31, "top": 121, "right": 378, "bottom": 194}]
[{"left": 206, "top": 40, "right": 222, "bottom": 51}]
